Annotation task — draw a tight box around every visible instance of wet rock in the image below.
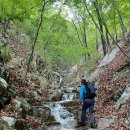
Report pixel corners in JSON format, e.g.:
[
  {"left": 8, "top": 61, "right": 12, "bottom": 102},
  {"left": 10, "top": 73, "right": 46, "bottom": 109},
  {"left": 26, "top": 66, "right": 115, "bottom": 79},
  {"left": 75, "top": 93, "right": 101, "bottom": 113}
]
[
  {"left": 98, "top": 117, "right": 115, "bottom": 129},
  {"left": 60, "top": 113, "right": 73, "bottom": 119},
  {"left": 61, "top": 100, "right": 78, "bottom": 107},
  {"left": 60, "top": 114, "right": 68, "bottom": 119},
  {"left": 114, "top": 84, "right": 130, "bottom": 110},
  {"left": 45, "top": 121, "right": 60, "bottom": 126},
  {"left": 1, "top": 116, "right": 16, "bottom": 127},
  {"left": 64, "top": 88, "right": 73, "bottom": 93},
  {"left": 44, "top": 116, "right": 55, "bottom": 123},
  {"left": 62, "top": 93, "right": 77, "bottom": 100}
]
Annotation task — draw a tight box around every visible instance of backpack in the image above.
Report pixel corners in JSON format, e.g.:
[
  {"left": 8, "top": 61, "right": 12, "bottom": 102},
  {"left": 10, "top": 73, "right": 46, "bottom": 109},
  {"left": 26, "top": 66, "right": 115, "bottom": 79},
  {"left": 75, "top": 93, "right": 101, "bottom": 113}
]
[{"left": 84, "top": 82, "right": 96, "bottom": 99}]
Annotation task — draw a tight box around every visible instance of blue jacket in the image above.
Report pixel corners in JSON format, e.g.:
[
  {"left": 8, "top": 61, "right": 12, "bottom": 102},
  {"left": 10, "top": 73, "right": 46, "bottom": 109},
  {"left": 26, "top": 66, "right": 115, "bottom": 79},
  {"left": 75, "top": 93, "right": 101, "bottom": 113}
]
[{"left": 79, "top": 85, "right": 97, "bottom": 103}]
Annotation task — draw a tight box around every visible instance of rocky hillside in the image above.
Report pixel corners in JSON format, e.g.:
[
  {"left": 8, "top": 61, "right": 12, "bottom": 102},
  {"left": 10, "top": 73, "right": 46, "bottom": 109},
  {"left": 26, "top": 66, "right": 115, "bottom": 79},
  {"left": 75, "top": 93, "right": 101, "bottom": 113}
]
[
  {"left": 91, "top": 43, "right": 130, "bottom": 129},
  {"left": 0, "top": 35, "right": 65, "bottom": 130},
  {"left": 0, "top": 26, "right": 130, "bottom": 130}
]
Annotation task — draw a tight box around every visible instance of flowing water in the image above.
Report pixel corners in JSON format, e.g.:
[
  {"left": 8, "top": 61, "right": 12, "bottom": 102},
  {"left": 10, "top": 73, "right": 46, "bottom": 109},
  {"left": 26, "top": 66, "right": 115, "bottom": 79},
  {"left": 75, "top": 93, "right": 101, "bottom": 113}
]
[{"left": 48, "top": 93, "right": 76, "bottom": 130}]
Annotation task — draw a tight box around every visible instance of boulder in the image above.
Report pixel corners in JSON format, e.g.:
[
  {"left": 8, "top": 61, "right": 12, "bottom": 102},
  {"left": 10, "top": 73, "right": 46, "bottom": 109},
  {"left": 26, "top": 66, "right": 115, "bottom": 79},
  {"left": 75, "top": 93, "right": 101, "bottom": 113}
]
[
  {"left": 32, "top": 105, "right": 51, "bottom": 118},
  {"left": 1, "top": 116, "right": 16, "bottom": 127},
  {"left": 64, "top": 88, "right": 73, "bottom": 93},
  {"left": 13, "top": 98, "right": 31, "bottom": 118},
  {"left": 49, "top": 90, "right": 63, "bottom": 102},
  {"left": 114, "top": 84, "right": 130, "bottom": 110},
  {"left": 31, "top": 91, "right": 41, "bottom": 101},
  {"left": 98, "top": 117, "right": 115, "bottom": 129},
  {"left": 89, "top": 47, "right": 120, "bottom": 80}
]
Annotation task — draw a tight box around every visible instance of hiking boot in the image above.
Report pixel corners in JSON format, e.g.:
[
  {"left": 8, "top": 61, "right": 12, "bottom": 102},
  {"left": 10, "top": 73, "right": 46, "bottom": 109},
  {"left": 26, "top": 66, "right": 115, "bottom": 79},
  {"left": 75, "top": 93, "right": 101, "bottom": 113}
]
[
  {"left": 77, "top": 121, "right": 86, "bottom": 127},
  {"left": 90, "top": 123, "right": 96, "bottom": 128}
]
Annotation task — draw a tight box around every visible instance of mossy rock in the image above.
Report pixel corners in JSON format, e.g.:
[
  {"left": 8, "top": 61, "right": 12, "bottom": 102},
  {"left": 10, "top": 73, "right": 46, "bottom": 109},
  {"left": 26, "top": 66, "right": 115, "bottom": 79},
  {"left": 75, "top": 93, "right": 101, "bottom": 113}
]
[{"left": 44, "top": 116, "right": 55, "bottom": 123}]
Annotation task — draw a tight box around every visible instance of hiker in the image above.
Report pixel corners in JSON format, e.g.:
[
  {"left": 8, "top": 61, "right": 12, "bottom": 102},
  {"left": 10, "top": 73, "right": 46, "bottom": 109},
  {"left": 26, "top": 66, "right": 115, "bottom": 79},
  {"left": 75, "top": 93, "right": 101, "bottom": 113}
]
[{"left": 78, "top": 79, "right": 97, "bottom": 128}]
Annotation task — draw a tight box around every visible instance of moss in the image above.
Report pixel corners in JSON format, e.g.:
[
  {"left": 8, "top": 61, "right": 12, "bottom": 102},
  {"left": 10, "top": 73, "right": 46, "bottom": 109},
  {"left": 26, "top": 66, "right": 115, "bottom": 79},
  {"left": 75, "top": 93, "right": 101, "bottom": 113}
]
[{"left": 0, "top": 44, "right": 13, "bottom": 62}]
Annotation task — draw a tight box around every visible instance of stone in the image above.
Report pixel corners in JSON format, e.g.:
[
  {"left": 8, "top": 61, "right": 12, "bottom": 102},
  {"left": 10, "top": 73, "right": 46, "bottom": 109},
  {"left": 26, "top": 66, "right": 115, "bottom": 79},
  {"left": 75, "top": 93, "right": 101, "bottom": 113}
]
[
  {"left": 125, "top": 117, "right": 130, "bottom": 125},
  {"left": 64, "top": 88, "right": 73, "bottom": 93},
  {"left": 61, "top": 100, "right": 78, "bottom": 107},
  {"left": 6, "top": 57, "right": 23, "bottom": 68},
  {"left": 1, "top": 116, "right": 16, "bottom": 127},
  {"left": 44, "top": 116, "right": 55, "bottom": 123},
  {"left": 49, "top": 90, "right": 63, "bottom": 102},
  {"left": 114, "top": 84, "right": 130, "bottom": 110},
  {"left": 0, "top": 77, "right": 7, "bottom": 88},
  {"left": 31, "top": 91, "right": 41, "bottom": 101},
  {"left": 89, "top": 47, "right": 120, "bottom": 80},
  {"left": 69, "top": 64, "right": 78, "bottom": 73},
  {"left": 45, "top": 121, "right": 60, "bottom": 126},
  {"left": 98, "top": 117, "right": 115, "bottom": 129},
  {"left": 32, "top": 105, "right": 51, "bottom": 118}
]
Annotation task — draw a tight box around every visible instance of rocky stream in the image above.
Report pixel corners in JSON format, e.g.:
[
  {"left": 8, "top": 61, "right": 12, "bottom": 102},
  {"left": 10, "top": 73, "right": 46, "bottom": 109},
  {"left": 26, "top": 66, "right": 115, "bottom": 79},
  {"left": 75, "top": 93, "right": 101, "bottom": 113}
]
[{"left": 48, "top": 93, "right": 76, "bottom": 130}]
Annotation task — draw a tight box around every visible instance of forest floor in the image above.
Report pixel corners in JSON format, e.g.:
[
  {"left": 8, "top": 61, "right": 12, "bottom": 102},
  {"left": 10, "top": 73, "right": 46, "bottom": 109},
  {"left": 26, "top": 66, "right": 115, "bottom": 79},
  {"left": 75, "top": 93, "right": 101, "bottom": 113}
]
[
  {"left": 0, "top": 35, "right": 130, "bottom": 130},
  {"left": 95, "top": 43, "right": 130, "bottom": 129}
]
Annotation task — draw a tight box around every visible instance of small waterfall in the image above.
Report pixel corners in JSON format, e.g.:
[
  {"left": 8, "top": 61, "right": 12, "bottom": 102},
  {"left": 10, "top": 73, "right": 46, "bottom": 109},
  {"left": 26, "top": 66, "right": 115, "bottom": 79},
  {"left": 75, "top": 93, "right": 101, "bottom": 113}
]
[
  {"left": 59, "top": 76, "right": 63, "bottom": 84},
  {"left": 48, "top": 93, "right": 76, "bottom": 130},
  {"left": 62, "top": 93, "right": 74, "bottom": 101}
]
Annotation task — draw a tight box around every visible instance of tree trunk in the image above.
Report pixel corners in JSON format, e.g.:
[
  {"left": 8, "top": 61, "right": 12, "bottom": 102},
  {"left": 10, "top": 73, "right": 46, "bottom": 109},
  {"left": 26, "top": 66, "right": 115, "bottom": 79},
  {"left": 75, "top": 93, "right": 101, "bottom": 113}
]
[
  {"left": 106, "top": 29, "right": 112, "bottom": 51},
  {"left": 72, "top": 20, "right": 83, "bottom": 46},
  {"left": 112, "top": 0, "right": 118, "bottom": 41},
  {"left": 117, "top": 9, "right": 127, "bottom": 35},
  {"left": 82, "top": 16, "right": 91, "bottom": 59},
  {"left": 93, "top": 1, "right": 107, "bottom": 55},
  {"left": 96, "top": 28, "right": 99, "bottom": 51}
]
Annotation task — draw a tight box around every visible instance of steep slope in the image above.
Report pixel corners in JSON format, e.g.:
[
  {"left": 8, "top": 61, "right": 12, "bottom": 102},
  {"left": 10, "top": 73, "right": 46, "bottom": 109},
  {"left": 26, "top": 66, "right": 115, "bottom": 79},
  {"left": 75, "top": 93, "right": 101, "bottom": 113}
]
[{"left": 95, "top": 43, "right": 130, "bottom": 129}]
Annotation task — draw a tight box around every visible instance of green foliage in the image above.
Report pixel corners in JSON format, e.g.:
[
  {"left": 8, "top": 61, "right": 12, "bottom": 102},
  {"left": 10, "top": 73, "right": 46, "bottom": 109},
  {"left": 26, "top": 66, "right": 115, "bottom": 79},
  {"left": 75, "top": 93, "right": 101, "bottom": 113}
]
[
  {"left": 85, "top": 52, "right": 101, "bottom": 72},
  {"left": 0, "top": 0, "right": 129, "bottom": 70},
  {"left": 0, "top": 44, "right": 13, "bottom": 62}
]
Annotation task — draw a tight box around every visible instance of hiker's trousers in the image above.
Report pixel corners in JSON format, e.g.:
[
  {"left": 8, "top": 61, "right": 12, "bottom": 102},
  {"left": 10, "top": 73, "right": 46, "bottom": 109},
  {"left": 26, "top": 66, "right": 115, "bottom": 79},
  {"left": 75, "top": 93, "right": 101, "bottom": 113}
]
[{"left": 81, "top": 99, "right": 95, "bottom": 125}]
